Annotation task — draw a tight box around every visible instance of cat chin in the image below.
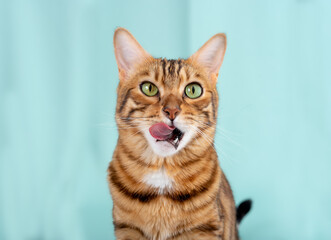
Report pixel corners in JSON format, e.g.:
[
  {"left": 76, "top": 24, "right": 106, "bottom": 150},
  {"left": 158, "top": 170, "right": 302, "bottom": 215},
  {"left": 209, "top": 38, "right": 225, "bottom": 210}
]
[
  {"left": 149, "top": 139, "right": 179, "bottom": 157},
  {"left": 143, "top": 130, "right": 177, "bottom": 157},
  {"left": 143, "top": 128, "right": 194, "bottom": 157}
]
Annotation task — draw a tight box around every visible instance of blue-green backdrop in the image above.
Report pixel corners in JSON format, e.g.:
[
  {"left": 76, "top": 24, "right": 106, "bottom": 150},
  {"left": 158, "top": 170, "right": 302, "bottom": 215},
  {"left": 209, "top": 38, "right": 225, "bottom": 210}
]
[{"left": 1, "top": 0, "right": 330, "bottom": 239}]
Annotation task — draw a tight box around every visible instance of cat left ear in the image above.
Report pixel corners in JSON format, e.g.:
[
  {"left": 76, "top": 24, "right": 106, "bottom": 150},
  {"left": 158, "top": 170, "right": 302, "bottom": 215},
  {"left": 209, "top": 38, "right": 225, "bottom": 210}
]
[
  {"left": 189, "top": 33, "right": 227, "bottom": 82},
  {"left": 113, "top": 28, "right": 152, "bottom": 80}
]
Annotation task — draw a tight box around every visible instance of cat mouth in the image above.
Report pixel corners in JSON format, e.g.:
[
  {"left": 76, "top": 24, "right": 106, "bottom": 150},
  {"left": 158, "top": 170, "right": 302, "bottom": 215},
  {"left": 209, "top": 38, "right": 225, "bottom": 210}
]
[
  {"left": 156, "top": 128, "right": 184, "bottom": 149},
  {"left": 149, "top": 122, "right": 184, "bottom": 149}
]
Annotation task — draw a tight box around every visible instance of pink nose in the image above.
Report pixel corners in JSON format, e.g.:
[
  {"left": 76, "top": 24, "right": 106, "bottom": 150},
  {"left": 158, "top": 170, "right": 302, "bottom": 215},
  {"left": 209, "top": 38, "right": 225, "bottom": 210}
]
[{"left": 163, "top": 107, "right": 180, "bottom": 120}]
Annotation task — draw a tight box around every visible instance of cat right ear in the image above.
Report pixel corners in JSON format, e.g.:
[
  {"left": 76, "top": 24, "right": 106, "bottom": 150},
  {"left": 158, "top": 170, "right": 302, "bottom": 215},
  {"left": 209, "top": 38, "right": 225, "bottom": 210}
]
[
  {"left": 113, "top": 28, "right": 152, "bottom": 80},
  {"left": 188, "top": 33, "right": 227, "bottom": 83}
]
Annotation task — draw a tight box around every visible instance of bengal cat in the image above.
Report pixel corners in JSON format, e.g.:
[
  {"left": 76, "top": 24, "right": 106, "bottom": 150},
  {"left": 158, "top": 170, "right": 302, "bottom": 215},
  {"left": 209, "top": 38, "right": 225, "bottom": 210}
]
[{"left": 108, "top": 28, "right": 251, "bottom": 240}]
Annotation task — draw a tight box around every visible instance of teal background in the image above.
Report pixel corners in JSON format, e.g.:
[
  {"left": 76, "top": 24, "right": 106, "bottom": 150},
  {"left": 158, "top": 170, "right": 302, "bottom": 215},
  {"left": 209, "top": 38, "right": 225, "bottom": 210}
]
[{"left": 1, "top": 0, "right": 330, "bottom": 239}]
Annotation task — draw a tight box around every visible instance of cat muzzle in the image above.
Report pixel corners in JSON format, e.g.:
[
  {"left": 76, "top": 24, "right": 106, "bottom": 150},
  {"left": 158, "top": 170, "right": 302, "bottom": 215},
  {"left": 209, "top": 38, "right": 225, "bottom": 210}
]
[{"left": 149, "top": 122, "right": 184, "bottom": 149}]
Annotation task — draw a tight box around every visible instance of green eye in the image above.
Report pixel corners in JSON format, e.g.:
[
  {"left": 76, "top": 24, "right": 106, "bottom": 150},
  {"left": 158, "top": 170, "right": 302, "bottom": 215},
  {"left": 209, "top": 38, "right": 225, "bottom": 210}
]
[
  {"left": 141, "top": 82, "right": 158, "bottom": 96},
  {"left": 185, "top": 83, "right": 202, "bottom": 99}
]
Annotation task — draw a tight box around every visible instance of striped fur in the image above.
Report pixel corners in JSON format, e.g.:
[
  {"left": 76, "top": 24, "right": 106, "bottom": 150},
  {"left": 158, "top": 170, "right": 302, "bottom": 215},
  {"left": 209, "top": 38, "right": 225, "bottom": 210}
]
[{"left": 108, "top": 28, "right": 238, "bottom": 240}]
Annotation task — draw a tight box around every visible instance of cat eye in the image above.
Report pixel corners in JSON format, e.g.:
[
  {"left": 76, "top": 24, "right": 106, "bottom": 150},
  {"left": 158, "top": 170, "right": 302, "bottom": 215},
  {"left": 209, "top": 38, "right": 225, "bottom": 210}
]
[
  {"left": 140, "top": 82, "right": 159, "bottom": 97},
  {"left": 185, "top": 83, "right": 202, "bottom": 99}
]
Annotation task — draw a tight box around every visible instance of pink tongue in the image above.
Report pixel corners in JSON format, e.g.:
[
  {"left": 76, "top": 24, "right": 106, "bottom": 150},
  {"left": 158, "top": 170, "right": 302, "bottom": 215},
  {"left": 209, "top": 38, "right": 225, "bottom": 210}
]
[{"left": 149, "top": 122, "right": 175, "bottom": 140}]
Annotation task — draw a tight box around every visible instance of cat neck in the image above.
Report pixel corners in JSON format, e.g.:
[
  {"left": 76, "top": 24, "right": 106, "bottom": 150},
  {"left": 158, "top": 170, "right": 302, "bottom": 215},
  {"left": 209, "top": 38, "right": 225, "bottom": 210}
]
[{"left": 117, "top": 134, "right": 216, "bottom": 169}]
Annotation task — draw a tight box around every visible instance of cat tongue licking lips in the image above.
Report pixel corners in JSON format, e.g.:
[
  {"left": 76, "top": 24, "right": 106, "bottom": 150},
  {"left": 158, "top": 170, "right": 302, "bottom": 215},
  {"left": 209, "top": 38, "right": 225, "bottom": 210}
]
[{"left": 149, "top": 122, "right": 183, "bottom": 149}]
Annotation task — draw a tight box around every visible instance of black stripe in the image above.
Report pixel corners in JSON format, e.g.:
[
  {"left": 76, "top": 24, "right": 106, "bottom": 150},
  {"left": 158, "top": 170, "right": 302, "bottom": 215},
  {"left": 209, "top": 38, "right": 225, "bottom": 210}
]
[
  {"left": 189, "top": 196, "right": 216, "bottom": 215},
  {"left": 127, "top": 106, "right": 147, "bottom": 118},
  {"left": 131, "top": 97, "right": 144, "bottom": 106},
  {"left": 138, "top": 70, "right": 149, "bottom": 77},
  {"left": 168, "top": 59, "right": 176, "bottom": 76},
  {"left": 179, "top": 145, "right": 213, "bottom": 168},
  {"left": 188, "top": 117, "right": 212, "bottom": 130},
  {"left": 195, "top": 73, "right": 202, "bottom": 78},
  {"left": 109, "top": 164, "right": 158, "bottom": 203},
  {"left": 113, "top": 201, "right": 132, "bottom": 213},
  {"left": 192, "top": 102, "right": 208, "bottom": 111},
  {"left": 185, "top": 162, "right": 208, "bottom": 182},
  {"left": 209, "top": 91, "right": 217, "bottom": 121},
  {"left": 202, "top": 111, "right": 211, "bottom": 126},
  {"left": 120, "top": 143, "right": 151, "bottom": 167},
  {"left": 178, "top": 156, "right": 201, "bottom": 168},
  {"left": 161, "top": 58, "right": 167, "bottom": 78},
  {"left": 194, "top": 222, "right": 219, "bottom": 232},
  {"left": 172, "top": 221, "right": 220, "bottom": 239},
  {"left": 154, "top": 68, "right": 159, "bottom": 82},
  {"left": 114, "top": 222, "right": 146, "bottom": 237},
  {"left": 177, "top": 59, "right": 183, "bottom": 76},
  {"left": 216, "top": 185, "right": 225, "bottom": 222},
  {"left": 116, "top": 152, "right": 140, "bottom": 184},
  {"left": 118, "top": 88, "right": 133, "bottom": 113},
  {"left": 165, "top": 160, "right": 218, "bottom": 202}
]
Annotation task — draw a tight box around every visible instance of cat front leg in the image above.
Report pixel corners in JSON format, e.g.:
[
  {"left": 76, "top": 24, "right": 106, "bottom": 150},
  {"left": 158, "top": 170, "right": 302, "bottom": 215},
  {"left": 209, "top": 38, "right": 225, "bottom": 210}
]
[
  {"left": 114, "top": 222, "right": 148, "bottom": 240},
  {"left": 169, "top": 229, "right": 222, "bottom": 240},
  {"left": 169, "top": 222, "right": 224, "bottom": 240}
]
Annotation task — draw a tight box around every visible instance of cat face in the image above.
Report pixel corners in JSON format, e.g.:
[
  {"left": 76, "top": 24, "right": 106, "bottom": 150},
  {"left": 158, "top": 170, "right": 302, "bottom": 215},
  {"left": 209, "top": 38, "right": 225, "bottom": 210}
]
[{"left": 113, "top": 28, "right": 226, "bottom": 157}]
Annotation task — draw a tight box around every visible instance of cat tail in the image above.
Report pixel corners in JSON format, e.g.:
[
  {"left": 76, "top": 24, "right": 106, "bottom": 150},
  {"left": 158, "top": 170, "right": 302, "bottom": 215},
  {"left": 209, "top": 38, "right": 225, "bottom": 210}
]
[{"left": 236, "top": 199, "right": 252, "bottom": 224}]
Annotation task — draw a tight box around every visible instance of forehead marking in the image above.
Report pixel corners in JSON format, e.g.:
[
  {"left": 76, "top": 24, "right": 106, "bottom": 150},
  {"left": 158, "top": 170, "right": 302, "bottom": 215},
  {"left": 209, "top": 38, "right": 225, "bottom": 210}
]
[{"left": 158, "top": 58, "right": 188, "bottom": 89}]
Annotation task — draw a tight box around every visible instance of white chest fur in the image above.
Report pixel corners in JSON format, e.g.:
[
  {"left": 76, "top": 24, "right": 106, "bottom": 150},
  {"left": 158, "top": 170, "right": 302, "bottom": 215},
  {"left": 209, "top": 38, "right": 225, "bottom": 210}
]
[{"left": 142, "top": 167, "right": 173, "bottom": 193}]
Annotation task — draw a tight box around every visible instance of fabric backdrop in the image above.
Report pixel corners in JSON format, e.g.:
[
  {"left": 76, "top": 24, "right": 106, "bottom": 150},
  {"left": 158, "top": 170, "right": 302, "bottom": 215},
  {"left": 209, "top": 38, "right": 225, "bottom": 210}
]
[{"left": 1, "top": 0, "right": 330, "bottom": 239}]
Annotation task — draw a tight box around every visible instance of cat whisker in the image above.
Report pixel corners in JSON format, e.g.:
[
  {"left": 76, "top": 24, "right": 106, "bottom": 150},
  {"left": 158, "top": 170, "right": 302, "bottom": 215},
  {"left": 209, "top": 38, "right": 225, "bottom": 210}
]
[
  {"left": 191, "top": 119, "right": 242, "bottom": 148},
  {"left": 98, "top": 120, "right": 151, "bottom": 131},
  {"left": 124, "top": 126, "right": 150, "bottom": 139},
  {"left": 190, "top": 125, "right": 238, "bottom": 165},
  {"left": 116, "top": 116, "right": 158, "bottom": 120},
  {"left": 190, "top": 126, "right": 220, "bottom": 152},
  {"left": 193, "top": 115, "right": 242, "bottom": 136},
  {"left": 193, "top": 122, "right": 242, "bottom": 164}
]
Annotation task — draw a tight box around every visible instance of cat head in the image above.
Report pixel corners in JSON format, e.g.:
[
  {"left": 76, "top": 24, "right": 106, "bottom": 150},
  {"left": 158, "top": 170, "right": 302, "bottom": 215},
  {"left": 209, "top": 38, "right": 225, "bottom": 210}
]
[{"left": 113, "top": 28, "right": 226, "bottom": 158}]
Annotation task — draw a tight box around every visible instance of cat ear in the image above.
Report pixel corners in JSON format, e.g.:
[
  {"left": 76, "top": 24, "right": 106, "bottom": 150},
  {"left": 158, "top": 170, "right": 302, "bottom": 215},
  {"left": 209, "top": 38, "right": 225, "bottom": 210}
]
[
  {"left": 189, "top": 33, "right": 227, "bottom": 82},
  {"left": 113, "top": 28, "right": 152, "bottom": 80}
]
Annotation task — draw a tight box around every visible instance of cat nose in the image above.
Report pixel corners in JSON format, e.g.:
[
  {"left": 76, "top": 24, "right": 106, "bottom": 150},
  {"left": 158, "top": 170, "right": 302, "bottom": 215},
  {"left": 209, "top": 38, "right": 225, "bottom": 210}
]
[{"left": 163, "top": 107, "right": 181, "bottom": 120}]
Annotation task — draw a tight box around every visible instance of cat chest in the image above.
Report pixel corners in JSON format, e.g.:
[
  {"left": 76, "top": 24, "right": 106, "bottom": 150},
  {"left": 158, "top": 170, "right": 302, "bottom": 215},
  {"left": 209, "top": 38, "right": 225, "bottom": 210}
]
[
  {"left": 135, "top": 198, "right": 190, "bottom": 239},
  {"left": 142, "top": 167, "right": 174, "bottom": 193},
  {"left": 127, "top": 197, "right": 219, "bottom": 240}
]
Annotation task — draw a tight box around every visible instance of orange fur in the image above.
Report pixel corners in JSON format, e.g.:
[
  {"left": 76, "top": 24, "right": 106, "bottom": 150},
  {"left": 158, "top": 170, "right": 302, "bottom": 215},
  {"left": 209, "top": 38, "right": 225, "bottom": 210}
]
[{"left": 108, "top": 28, "right": 238, "bottom": 240}]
